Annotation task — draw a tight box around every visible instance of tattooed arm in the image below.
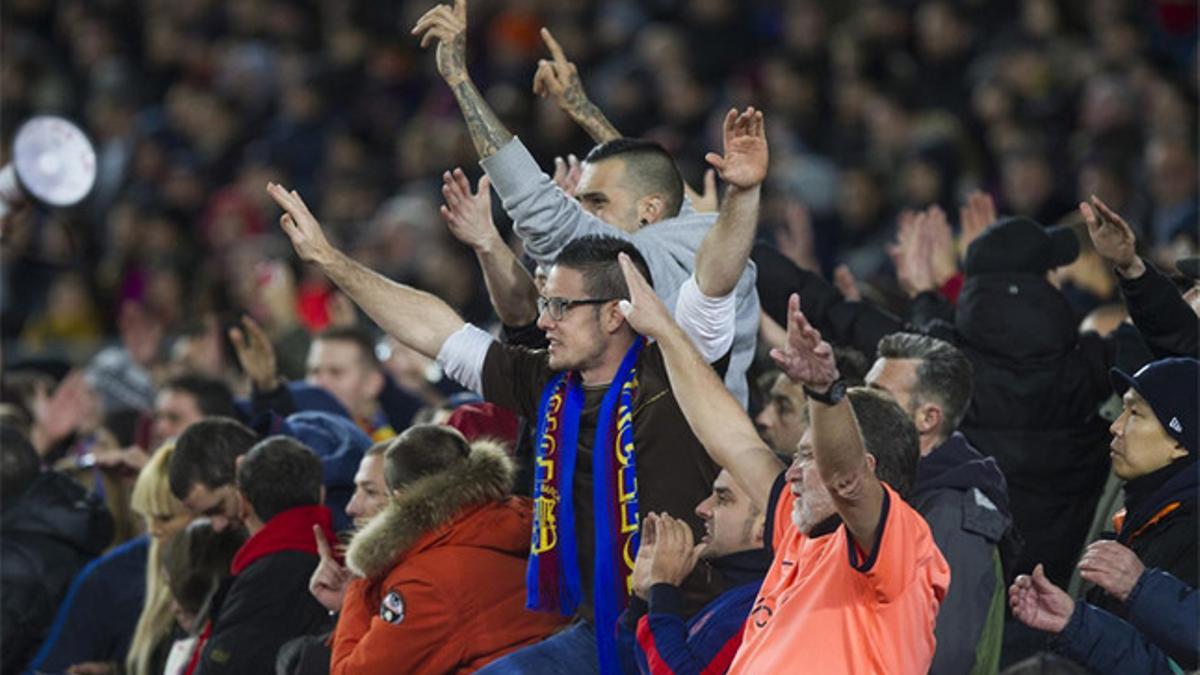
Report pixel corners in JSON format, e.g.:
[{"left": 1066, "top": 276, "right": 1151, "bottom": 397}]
[
  {"left": 412, "top": 0, "right": 513, "bottom": 159},
  {"left": 532, "top": 28, "right": 620, "bottom": 144}
]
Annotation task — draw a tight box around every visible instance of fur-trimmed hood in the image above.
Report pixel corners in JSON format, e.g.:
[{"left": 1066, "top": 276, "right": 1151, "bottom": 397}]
[{"left": 346, "top": 441, "right": 517, "bottom": 579}]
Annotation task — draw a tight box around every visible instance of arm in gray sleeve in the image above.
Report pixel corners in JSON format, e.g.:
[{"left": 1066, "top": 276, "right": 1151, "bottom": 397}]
[{"left": 480, "top": 138, "right": 631, "bottom": 266}]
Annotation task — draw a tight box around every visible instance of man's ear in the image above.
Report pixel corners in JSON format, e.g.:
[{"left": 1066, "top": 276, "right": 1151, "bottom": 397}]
[
  {"left": 865, "top": 453, "right": 877, "bottom": 474},
  {"left": 236, "top": 489, "right": 252, "bottom": 522},
  {"left": 751, "top": 513, "right": 767, "bottom": 547},
  {"left": 602, "top": 301, "right": 628, "bottom": 334},
  {"left": 1169, "top": 442, "right": 1189, "bottom": 462},
  {"left": 636, "top": 193, "right": 667, "bottom": 225},
  {"left": 915, "top": 403, "right": 942, "bottom": 437}
]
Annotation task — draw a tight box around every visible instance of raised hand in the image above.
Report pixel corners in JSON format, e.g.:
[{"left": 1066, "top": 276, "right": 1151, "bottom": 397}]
[
  {"left": 1080, "top": 195, "right": 1144, "bottom": 278},
  {"left": 924, "top": 205, "right": 959, "bottom": 287},
  {"left": 616, "top": 252, "right": 674, "bottom": 339},
  {"left": 440, "top": 168, "right": 500, "bottom": 252},
  {"left": 958, "top": 190, "right": 996, "bottom": 262},
  {"left": 228, "top": 315, "right": 280, "bottom": 392},
  {"left": 1077, "top": 540, "right": 1145, "bottom": 603},
  {"left": 31, "top": 370, "right": 93, "bottom": 455},
  {"left": 412, "top": 0, "right": 469, "bottom": 86},
  {"left": 1009, "top": 564, "right": 1074, "bottom": 634},
  {"left": 309, "top": 524, "right": 353, "bottom": 612},
  {"left": 684, "top": 169, "right": 719, "bottom": 213},
  {"left": 268, "top": 182, "right": 336, "bottom": 266},
  {"left": 705, "top": 108, "right": 768, "bottom": 191},
  {"left": 769, "top": 293, "right": 839, "bottom": 389},
  {"left": 551, "top": 154, "right": 582, "bottom": 196},
  {"left": 890, "top": 208, "right": 937, "bottom": 297},
  {"left": 647, "top": 513, "right": 705, "bottom": 589},
  {"left": 533, "top": 28, "right": 620, "bottom": 143},
  {"left": 833, "top": 264, "right": 863, "bottom": 302}
]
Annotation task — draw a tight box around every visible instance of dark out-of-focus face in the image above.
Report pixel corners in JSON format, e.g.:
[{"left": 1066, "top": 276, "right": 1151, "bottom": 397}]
[
  {"left": 154, "top": 389, "right": 204, "bottom": 446},
  {"left": 575, "top": 158, "right": 641, "bottom": 233}
]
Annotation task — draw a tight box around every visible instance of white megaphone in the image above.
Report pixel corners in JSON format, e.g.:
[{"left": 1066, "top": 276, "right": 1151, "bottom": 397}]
[{"left": 0, "top": 115, "right": 97, "bottom": 223}]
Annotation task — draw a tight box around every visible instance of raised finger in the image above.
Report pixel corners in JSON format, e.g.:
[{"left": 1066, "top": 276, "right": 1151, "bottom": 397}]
[
  {"left": 704, "top": 151, "right": 726, "bottom": 173},
  {"left": 452, "top": 167, "right": 473, "bottom": 194},
  {"left": 722, "top": 108, "right": 738, "bottom": 136},
  {"left": 477, "top": 174, "right": 491, "bottom": 197},
  {"left": 313, "top": 524, "right": 333, "bottom": 561},
  {"left": 453, "top": 0, "right": 466, "bottom": 21},
  {"left": 532, "top": 64, "right": 551, "bottom": 96},
  {"left": 753, "top": 110, "right": 765, "bottom": 137},
  {"left": 540, "top": 27, "right": 568, "bottom": 63},
  {"left": 1089, "top": 196, "right": 1128, "bottom": 230}
]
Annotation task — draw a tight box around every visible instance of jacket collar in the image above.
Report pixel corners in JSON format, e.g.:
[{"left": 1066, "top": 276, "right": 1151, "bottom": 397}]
[
  {"left": 231, "top": 504, "right": 333, "bottom": 575},
  {"left": 914, "top": 432, "right": 1012, "bottom": 519},
  {"left": 708, "top": 547, "right": 771, "bottom": 585},
  {"left": 347, "top": 442, "right": 514, "bottom": 579}
]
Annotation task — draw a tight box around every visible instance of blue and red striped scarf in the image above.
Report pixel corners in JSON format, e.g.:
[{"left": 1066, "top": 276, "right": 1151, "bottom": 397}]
[{"left": 528, "top": 337, "right": 644, "bottom": 675}]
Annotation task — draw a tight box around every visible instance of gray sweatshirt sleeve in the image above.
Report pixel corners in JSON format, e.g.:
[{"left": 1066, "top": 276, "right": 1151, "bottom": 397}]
[{"left": 481, "top": 137, "right": 632, "bottom": 266}]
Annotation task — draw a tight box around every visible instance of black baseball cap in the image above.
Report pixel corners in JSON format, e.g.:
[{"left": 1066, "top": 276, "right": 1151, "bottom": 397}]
[
  {"left": 1111, "top": 357, "right": 1200, "bottom": 457},
  {"left": 964, "top": 216, "right": 1080, "bottom": 276}
]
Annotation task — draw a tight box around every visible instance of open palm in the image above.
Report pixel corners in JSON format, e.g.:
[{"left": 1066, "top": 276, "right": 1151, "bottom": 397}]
[
  {"left": 705, "top": 107, "right": 767, "bottom": 190},
  {"left": 769, "top": 293, "right": 838, "bottom": 389},
  {"left": 1009, "top": 564, "right": 1074, "bottom": 634}
]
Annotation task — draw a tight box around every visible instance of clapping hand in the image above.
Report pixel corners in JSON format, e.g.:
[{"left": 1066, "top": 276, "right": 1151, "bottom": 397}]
[
  {"left": 1009, "top": 563, "right": 1074, "bottom": 634},
  {"left": 631, "top": 513, "right": 706, "bottom": 600},
  {"left": 1077, "top": 540, "right": 1145, "bottom": 603}
]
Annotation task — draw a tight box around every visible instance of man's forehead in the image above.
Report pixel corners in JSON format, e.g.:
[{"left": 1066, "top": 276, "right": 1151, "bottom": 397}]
[
  {"left": 185, "top": 482, "right": 223, "bottom": 507},
  {"left": 355, "top": 455, "right": 385, "bottom": 483},
  {"left": 543, "top": 265, "right": 586, "bottom": 296},
  {"left": 310, "top": 338, "right": 367, "bottom": 365},
  {"left": 770, "top": 375, "right": 806, "bottom": 403}
]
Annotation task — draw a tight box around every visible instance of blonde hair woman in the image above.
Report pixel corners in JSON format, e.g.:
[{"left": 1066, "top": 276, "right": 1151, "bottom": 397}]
[{"left": 125, "top": 444, "right": 191, "bottom": 675}]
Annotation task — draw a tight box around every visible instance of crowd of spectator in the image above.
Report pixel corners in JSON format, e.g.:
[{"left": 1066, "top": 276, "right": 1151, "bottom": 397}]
[{"left": 1, "top": 0, "right": 1197, "bottom": 674}]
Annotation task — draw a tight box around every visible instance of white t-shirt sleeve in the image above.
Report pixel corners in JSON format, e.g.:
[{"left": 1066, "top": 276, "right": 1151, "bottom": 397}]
[
  {"left": 673, "top": 275, "right": 736, "bottom": 364},
  {"left": 435, "top": 324, "right": 496, "bottom": 396}
]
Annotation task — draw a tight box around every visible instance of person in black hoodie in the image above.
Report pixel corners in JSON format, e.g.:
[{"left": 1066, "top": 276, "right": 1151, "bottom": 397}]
[
  {"left": 865, "top": 332, "right": 1015, "bottom": 675},
  {"left": 0, "top": 424, "right": 113, "bottom": 673},
  {"left": 1085, "top": 357, "right": 1198, "bottom": 617}
]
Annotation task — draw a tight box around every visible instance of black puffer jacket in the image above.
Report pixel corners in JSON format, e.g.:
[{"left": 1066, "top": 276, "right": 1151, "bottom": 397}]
[
  {"left": 1, "top": 471, "right": 113, "bottom": 673},
  {"left": 927, "top": 274, "right": 1123, "bottom": 588}
]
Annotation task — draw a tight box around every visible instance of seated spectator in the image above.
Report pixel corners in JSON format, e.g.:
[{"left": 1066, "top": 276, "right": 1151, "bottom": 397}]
[
  {"left": 159, "top": 521, "right": 246, "bottom": 675},
  {"left": 152, "top": 375, "right": 238, "bottom": 447},
  {"left": 169, "top": 418, "right": 260, "bottom": 533},
  {"left": 753, "top": 370, "right": 809, "bottom": 456},
  {"left": 1088, "top": 357, "right": 1198, "bottom": 616},
  {"left": 331, "top": 425, "right": 568, "bottom": 674},
  {"left": 616, "top": 468, "right": 770, "bottom": 675},
  {"left": 1, "top": 425, "right": 113, "bottom": 673},
  {"left": 193, "top": 437, "right": 337, "bottom": 673},
  {"left": 26, "top": 443, "right": 191, "bottom": 675},
  {"left": 1010, "top": 541, "right": 1197, "bottom": 674}
]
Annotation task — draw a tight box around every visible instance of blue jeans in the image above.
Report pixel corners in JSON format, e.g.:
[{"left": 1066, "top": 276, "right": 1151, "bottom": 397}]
[{"left": 477, "top": 620, "right": 599, "bottom": 674}]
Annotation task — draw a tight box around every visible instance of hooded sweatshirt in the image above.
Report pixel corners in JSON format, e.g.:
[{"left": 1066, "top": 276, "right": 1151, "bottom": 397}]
[{"left": 911, "top": 432, "right": 1015, "bottom": 675}]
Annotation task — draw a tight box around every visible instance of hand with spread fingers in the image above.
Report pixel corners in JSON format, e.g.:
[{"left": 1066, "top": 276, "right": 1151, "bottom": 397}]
[
  {"left": 551, "top": 154, "right": 582, "bottom": 196},
  {"left": 1080, "top": 194, "right": 1145, "bottom": 278},
  {"left": 309, "top": 524, "right": 354, "bottom": 613},
  {"left": 411, "top": 0, "right": 469, "bottom": 86},
  {"left": 228, "top": 315, "right": 280, "bottom": 392},
  {"left": 1009, "top": 564, "right": 1074, "bottom": 634},
  {"left": 533, "top": 28, "right": 620, "bottom": 143},
  {"left": 616, "top": 252, "right": 674, "bottom": 339},
  {"left": 1077, "top": 540, "right": 1145, "bottom": 603},
  {"left": 267, "top": 182, "right": 336, "bottom": 266},
  {"left": 705, "top": 107, "right": 768, "bottom": 191},
  {"left": 440, "top": 168, "right": 500, "bottom": 252},
  {"left": 769, "top": 293, "right": 839, "bottom": 390}
]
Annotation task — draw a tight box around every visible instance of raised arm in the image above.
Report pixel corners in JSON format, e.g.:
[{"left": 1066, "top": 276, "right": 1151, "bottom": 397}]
[
  {"left": 268, "top": 183, "right": 465, "bottom": 359},
  {"left": 771, "top": 293, "right": 883, "bottom": 550},
  {"left": 534, "top": 28, "right": 621, "bottom": 144},
  {"left": 440, "top": 168, "right": 539, "bottom": 327},
  {"left": 412, "top": 0, "right": 513, "bottom": 159},
  {"left": 617, "top": 254, "right": 782, "bottom": 512},
  {"left": 694, "top": 107, "right": 767, "bottom": 297}
]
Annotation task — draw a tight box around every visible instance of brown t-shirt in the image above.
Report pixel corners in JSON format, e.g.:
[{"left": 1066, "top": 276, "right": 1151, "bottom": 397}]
[{"left": 481, "top": 340, "right": 724, "bottom": 617}]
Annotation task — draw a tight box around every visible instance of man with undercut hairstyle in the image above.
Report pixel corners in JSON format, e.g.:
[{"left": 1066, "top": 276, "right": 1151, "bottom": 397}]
[
  {"left": 412, "top": 0, "right": 760, "bottom": 408},
  {"left": 269, "top": 95, "right": 768, "bottom": 674},
  {"left": 867, "top": 332, "right": 1014, "bottom": 675}
]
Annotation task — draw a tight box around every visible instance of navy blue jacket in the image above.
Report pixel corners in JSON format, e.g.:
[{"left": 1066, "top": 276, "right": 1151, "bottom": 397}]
[
  {"left": 24, "top": 535, "right": 148, "bottom": 674},
  {"left": 616, "top": 549, "right": 768, "bottom": 675},
  {"left": 1055, "top": 569, "right": 1196, "bottom": 674}
]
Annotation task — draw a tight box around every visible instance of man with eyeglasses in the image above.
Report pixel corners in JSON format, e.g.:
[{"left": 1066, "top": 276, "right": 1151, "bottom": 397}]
[{"left": 268, "top": 107, "right": 768, "bottom": 674}]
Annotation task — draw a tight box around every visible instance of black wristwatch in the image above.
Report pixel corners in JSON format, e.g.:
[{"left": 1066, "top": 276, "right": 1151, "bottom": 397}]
[{"left": 804, "top": 379, "right": 847, "bottom": 406}]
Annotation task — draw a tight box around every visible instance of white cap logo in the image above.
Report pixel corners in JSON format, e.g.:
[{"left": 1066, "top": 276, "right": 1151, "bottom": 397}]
[{"left": 1170, "top": 417, "right": 1183, "bottom": 433}]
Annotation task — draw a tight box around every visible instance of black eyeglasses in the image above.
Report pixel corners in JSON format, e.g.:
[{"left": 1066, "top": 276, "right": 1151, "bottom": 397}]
[{"left": 537, "top": 296, "right": 618, "bottom": 321}]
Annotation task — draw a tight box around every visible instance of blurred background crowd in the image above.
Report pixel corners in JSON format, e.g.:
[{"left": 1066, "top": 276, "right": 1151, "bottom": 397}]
[{"left": 2, "top": 0, "right": 1196, "bottom": 374}]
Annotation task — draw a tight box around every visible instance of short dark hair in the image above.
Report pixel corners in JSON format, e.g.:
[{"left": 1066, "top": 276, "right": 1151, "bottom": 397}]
[
  {"left": 553, "top": 235, "right": 653, "bottom": 301},
  {"left": 236, "top": 436, "right": 323, "bottom": 523},
  {"left": 0, "top": 425, "right": 40, "bottom": 509},
  {"left": 848, "top": 387, "right": 920, "bottom": 498},
  {"left": 315, "top": 326, "right": 381, "bottom": 370},
  {"left": 584, "top": 138, "right": 685, "bottom": 218},
  {"left": 161, "top": 374, "right": 237, "bottom": 419},
  {"left": 161, "top": 520, "right": 245, "bottom": 617},
  {"left": 169, "top": 418, "right": 260, "bottom": 500},
  {"left": 383, "top": 424, "right": 471, "bottom": 490},
  {"left": 876, "top": 332, "right": 974, "bottom": 441}
]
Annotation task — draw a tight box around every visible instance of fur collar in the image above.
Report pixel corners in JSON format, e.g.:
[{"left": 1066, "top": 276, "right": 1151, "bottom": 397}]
[{"left": 347, "top": 441, "right": 514, "bottom": 579}]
